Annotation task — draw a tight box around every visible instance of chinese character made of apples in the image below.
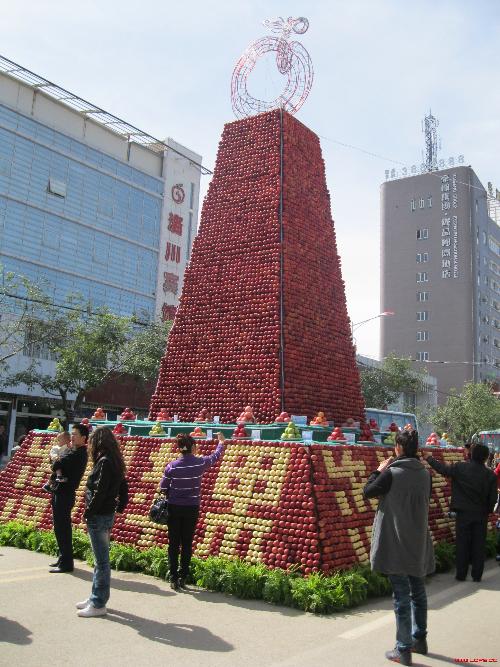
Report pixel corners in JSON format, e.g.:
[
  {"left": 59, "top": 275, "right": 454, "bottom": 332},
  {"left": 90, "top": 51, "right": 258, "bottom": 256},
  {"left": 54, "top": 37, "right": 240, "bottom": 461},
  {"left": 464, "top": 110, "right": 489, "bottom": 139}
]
[{"left": 195, "top": 443, "right": 291, "bottom": 564}]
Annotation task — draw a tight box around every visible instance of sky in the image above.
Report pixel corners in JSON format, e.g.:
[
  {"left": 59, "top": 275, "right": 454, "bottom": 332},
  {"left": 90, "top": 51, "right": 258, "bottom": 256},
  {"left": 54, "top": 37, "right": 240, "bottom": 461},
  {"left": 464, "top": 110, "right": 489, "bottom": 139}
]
[{"left": 1, "top": 0, "right": 500, "bottom": 358}]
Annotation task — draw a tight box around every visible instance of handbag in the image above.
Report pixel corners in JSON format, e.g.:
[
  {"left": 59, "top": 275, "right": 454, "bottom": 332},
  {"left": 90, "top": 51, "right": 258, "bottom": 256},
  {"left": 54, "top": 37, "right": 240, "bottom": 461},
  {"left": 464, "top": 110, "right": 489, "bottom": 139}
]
[{"left": 149, "top": 492, "right": 169, "bottom": 524}]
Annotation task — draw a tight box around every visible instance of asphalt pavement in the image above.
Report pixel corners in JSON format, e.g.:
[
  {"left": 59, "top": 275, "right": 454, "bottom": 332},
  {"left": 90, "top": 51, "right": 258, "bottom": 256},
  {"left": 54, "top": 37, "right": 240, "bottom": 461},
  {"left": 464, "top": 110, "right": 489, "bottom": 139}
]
[{"left": 0, "top": 546, "right": 498, "bottom": 667}]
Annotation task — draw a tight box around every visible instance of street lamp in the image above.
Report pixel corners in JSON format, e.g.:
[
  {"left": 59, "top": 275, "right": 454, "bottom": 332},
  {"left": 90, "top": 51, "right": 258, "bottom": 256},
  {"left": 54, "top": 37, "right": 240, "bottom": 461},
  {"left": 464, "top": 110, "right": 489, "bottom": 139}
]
[{"left": 351, "top": 311, "right": 394, "bottom": 335}]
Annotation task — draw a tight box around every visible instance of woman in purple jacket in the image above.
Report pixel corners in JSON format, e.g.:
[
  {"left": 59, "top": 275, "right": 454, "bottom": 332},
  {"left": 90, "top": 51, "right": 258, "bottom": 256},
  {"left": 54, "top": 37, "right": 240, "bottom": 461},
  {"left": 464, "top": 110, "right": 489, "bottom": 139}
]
[{"left": 160, "top": 431, "right": 225, "bottom": 590}]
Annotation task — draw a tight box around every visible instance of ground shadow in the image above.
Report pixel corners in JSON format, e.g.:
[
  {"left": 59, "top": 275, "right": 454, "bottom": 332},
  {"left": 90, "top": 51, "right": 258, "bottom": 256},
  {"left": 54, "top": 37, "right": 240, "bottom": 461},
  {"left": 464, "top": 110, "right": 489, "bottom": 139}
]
[
  {"left": 105, "top": 608, "right": 234, "bottom": 652},
  {"left": 72, "top": 567, "right": 175, "bottom": 598},
  {"left": 0, "top": 617, "right": 32, "bottom": 645}
]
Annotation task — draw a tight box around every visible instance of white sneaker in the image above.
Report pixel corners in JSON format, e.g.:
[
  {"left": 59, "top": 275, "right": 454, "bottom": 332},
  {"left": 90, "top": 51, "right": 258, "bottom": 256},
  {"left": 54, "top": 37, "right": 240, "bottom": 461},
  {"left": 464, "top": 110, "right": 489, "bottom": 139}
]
[
  {"left": 77, "top": 603, "right": 107, "bottom": 617},
  {"left": 76, "top": 599, "right": 90, "bottom": 610}
]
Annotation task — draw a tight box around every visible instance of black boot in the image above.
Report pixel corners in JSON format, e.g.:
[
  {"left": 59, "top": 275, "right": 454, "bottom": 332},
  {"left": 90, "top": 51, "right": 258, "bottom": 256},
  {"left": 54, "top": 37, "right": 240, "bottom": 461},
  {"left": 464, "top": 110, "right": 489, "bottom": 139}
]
[
  {"left": 385, "top": 647, "right": 412, "bottom": 665},
  {"left": 170, "top": 578, "right": 179, "bottom": 591},
  {"left": 412, "top": 637, "right": 428, "bottom": 655}
]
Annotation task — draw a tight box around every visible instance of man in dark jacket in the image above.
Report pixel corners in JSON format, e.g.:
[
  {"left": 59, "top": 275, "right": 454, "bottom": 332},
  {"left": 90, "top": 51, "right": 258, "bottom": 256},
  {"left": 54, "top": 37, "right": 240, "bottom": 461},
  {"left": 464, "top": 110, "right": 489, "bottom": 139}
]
[
  {"left": 364, "top": 430, "right": 435, "bottom": 666},
  {"left": 423, "top": 442, "right": 497, "bottom": 582},
  {"left": 50, "top": 423, "right": 89, "bottom": 573}
]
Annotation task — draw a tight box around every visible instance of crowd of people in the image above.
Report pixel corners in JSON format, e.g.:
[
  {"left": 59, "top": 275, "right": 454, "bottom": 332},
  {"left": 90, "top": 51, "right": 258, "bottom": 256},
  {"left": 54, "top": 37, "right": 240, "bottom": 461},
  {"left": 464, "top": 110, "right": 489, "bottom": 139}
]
[
  {"left": 43, "top": 424, "right": 225, "bottom": 618},
  {"left": 38, "top": 422, "right": 499, "bottom": 665},
  {"left": 363, "top": 431, "right": 498, "bottom": 666}
]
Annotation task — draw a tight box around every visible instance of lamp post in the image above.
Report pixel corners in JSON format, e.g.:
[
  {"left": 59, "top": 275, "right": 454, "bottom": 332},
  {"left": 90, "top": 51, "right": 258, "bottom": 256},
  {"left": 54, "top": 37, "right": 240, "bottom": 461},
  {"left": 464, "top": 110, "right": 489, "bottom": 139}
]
[{"left": 351, "top": 311, "right": 394, "bottom": 337}]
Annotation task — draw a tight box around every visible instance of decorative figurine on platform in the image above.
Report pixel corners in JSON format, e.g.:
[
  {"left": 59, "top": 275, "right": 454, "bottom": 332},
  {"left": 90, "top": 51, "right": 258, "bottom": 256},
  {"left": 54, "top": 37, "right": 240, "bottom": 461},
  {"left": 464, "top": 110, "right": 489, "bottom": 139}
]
[
  {"left": 195, "top": 408, "right": 212, "bottom": 423},
  {"left": 384, "top": 431, "right": 397, "bottom": 445},
  {"left": 281, "top": 421, "right": 301, "bottom": 440},
  {"left": 232, "top": 424, "right": 250, "bottom": 439},
  {"left": 91, "top": 407, "right": 106, "bottom": 420},
  {"left": 112, "top": 422, "right": 128, "bottom": 435},
  {"left": 310, "top": 411, "right": 328, "bottom": 426},
  {"left": 359, "top": 423, "right": 375, "bottom": 442},
  {"left": 190, "top": 426, "right": 207, "bottom": 438},
  {"left": 426, "top": 432, "right": 440, "bottom": 447},
  {"left": 237, "top": 405, "right": 256, "bottom": 424},
  {"left": 156, "top": 407, "right": 172, "bottom": 421},
  {"left": 368, "top": 418, "right": 379, "bottom": 431},
  {"left": 274, "top": 411, "right": 291, "bottom": 423},
  {"left": 119, "top": 407, "right": 136, "bottom": 421},
  {"left": 149, "top": 422, "right": 167, "bottom": 437},
  {"left": 47, "top": 418, "right": 63, "bottom": 432},
  {"left": 388, "top": 422, "right": 400, "bottom": 433},
  {"left": 327, "top": 426, "right": 346, "bottom": 442}
]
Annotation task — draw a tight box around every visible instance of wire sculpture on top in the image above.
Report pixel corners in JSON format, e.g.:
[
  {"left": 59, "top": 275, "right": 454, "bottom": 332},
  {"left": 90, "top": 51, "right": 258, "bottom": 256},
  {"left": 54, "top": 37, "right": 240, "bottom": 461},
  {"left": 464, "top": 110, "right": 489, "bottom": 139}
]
[{"left": 231, "top": 17, "right": 314, "bottom": 119}]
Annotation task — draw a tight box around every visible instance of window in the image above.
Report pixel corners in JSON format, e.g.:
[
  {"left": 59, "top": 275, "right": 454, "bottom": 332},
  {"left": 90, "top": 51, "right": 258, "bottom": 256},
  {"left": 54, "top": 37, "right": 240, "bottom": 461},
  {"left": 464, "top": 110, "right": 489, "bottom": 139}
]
[
  {"left": 47, "top": 177, "right": 66, "bottom": 198},
  {"left": 416, "top": 228, "right": 429, "bottom": 240},
  {"left": 417, "top": 311, "right": 429, "bottom": 321},
  {"left": 416, "top": 351, "right": 429, "bottom": 361},
  {"left": 419, "top": 198, "right": 425, "bottom": 209},
  {"left": 416, "top": 272, "right": 428, "bottom": 283},
  {"left": 427, "top": 196, "right": 432, "bottom": 208},
  {"left": 417, "top": 291, "right": 429, "bottom": 302},
  {"left": 410, "top": 199, "right": 416, "bottom": 212},
  {"left": 483, "top": 231, "right": 487, "bottom": 245},
  {"left": 416, "top": 252, "right": 429, "bottom": 263},
  {"left": 416, "top": 331, "right": 429, "bottom": 342}
]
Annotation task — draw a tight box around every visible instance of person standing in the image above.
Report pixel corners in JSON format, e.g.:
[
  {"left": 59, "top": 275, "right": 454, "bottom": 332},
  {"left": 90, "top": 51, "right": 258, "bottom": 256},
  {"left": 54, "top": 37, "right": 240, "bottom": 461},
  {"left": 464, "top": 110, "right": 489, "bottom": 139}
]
[
  {"left": 50, "top": 423, "right": 89, "bottom": 573},
  {"left": 423, "top": 442, "right": 497, "bottom": 582},
  {"left": 364, "top": 430, "right": 435, "bottom": 666},
  {"left": 77, "top": 427, "right": 128, "bottom": 618},
  {"left": 160, "top": 432, "right": 225, "bottom": 590}
]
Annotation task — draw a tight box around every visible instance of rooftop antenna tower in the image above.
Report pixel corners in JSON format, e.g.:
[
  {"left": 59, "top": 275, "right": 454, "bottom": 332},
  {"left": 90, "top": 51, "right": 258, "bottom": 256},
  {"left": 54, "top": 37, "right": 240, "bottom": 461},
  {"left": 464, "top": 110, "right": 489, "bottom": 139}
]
[{"left": 422, "top": 110, "right": 439, "bottom": 171}]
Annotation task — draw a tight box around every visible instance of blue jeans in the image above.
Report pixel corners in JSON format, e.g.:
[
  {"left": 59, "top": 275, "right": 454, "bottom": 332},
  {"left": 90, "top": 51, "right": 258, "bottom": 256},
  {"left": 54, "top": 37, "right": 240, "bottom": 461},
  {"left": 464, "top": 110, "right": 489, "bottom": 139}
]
[
  {"left": 87, "top": 513, "right": 115, "bottom": 609},
  {"left": 388, "top": 574, "right": 427, "bottom": 652}
]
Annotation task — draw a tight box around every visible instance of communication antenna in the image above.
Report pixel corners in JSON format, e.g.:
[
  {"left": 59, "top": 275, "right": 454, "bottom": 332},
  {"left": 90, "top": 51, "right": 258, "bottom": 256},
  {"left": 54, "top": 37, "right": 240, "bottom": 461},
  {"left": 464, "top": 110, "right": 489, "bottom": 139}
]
[{"left": 421, "top": 110, "right": 439, "bottom": 172}]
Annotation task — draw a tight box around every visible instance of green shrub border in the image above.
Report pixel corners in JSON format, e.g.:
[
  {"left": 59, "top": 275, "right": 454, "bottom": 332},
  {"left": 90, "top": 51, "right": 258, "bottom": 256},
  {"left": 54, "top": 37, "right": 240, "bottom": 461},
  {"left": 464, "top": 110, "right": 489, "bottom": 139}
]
[{"left": 0, "top": 521, "right": 496, "bottom": 615}]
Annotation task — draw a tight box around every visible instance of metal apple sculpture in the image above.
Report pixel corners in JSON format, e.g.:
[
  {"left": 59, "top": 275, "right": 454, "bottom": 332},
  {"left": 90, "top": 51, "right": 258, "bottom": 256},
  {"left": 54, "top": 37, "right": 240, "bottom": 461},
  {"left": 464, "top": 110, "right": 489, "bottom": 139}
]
[{"left": 231, "top": 16, "right": 314, "bottom": 119}]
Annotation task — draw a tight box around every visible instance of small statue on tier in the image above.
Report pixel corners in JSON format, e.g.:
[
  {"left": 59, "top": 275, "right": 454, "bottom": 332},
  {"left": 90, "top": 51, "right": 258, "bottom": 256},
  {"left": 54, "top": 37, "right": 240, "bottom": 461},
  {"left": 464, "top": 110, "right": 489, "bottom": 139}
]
[
  {"left": 156, "top": 407, "right": 172, "bottom": 421},
  {"left": 359, "top": 423, "right": 375, "bottom": 442},
  {"left": 91, "top": 407, "right": 106, "bottom": 420},
  {"left": 237, "top": 405, "right": 255, "bottom": 423},
  {"left": 47, "top": 418, "right": 63, "bottom": 432},
  {"left": 149, "top": 422, "right": 167, "bottom": 437},
  {"left": 119, "top": 407, "right": 136, "bottom": 421},
  {"left": 281, "top": 422, "right": 301, "bottom": 440},
  {"left": 310, "top": 411, "right": 328, "bottom": 426},
  {"left": 327, "top": 426, "right": 346, "bottom": 442},
  {"left": 232, "top": 423, "right": 249, "bottom": 439}
]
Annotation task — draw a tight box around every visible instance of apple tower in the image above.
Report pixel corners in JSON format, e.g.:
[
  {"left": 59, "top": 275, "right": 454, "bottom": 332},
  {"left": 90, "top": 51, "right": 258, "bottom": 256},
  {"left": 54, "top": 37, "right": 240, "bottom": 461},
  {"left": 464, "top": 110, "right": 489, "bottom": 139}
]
[{"left": 150, "top": 109, "right": 365, "bottom": 424}]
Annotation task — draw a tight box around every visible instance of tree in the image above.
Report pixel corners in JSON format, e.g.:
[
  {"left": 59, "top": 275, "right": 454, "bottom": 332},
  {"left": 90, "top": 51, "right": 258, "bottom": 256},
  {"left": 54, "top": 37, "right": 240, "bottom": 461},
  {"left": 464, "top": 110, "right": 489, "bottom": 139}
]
[
  {"left": 432, "top": 382, "right": 500, "bottom": 444},
  {"left": 360, "top": 354, "right": 427, "bottom": 410},
  {"left": 8, "top": 301, "right": 171, "bottom": 425},
  {"left": 0, "top": 264, "right": 56, "bottom": 374}
]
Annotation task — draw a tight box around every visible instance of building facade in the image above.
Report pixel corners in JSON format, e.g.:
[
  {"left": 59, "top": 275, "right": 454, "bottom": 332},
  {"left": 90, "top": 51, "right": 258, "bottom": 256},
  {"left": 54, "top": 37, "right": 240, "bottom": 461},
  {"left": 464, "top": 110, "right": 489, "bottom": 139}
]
[
  {"left": 380, "top": 166, "right": 500, "bottom": 400},
  {"left": 0, "top": 56, "right": 204, "bottom": 452}
]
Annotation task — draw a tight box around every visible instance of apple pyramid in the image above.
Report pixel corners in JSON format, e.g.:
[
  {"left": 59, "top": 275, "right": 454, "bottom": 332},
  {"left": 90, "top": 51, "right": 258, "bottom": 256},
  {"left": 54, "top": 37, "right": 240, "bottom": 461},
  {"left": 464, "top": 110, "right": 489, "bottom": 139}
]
[{"left": 150, "top": 109, "right": 364, "bottom": 424}]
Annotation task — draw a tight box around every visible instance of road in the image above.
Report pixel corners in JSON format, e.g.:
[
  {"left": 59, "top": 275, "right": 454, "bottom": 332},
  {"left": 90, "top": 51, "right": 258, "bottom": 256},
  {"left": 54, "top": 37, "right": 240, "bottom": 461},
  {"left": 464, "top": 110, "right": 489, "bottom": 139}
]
[{"left": 0, "top": 546, "right": 498, "bottom": 667}]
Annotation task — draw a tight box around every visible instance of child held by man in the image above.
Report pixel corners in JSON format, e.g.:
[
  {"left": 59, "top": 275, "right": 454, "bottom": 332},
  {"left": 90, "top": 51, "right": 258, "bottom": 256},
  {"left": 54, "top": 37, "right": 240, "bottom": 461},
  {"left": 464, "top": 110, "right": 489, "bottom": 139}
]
[{"left": 42, "top": 431, "right": 70, "bottom": 493}]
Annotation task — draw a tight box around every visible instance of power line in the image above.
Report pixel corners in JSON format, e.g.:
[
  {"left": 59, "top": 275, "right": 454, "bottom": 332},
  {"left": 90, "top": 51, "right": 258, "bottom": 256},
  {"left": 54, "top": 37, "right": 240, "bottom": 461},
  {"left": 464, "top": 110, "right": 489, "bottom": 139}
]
[{"left": 0, "top": 290, "right": 150, "bottom": 327}]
